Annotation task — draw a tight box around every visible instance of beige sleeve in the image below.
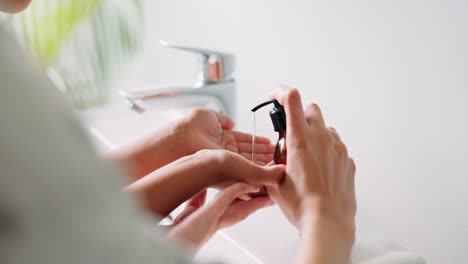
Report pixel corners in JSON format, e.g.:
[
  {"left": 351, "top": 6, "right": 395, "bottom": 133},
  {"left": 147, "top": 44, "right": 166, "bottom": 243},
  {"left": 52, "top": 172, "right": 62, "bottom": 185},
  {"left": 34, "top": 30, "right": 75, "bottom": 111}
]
[{"left": 0, "top": 24, "right": 202, "bottom": 264}]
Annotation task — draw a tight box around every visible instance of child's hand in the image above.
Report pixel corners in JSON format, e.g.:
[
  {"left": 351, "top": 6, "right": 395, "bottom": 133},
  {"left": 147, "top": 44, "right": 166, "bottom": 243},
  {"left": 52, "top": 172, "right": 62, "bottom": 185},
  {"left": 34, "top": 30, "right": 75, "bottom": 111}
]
[
  {"left": 106, "top": 108, "right": 275, "bottom": 181},
  {"left": 180, "top": 108, "right": 274, "bottom": 165},
  {"left": 167, "top": 183, "right": 274, "bottom": 251}
]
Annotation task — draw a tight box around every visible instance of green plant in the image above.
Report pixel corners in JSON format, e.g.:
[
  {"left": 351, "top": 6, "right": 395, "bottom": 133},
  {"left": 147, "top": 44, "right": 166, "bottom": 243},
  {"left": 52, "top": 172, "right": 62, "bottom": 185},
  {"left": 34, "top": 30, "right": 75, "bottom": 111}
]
[{"left": 11, "top": 0, "right": 143, "bottom": 108}]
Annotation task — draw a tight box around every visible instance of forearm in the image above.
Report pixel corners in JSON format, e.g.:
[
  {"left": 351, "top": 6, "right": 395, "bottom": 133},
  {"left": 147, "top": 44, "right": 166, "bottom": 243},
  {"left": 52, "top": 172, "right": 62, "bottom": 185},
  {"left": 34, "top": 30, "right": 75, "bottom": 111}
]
[
  {"left": 294, "top": 214, "right": 355, "bottom": 264},
  {"left": 104, "top": 124, "right": 187, "bottom": 182},
  {"left": 294, "top": 230, "right": 354, "bottom": 264},
  {"left": 125, "top": 151, "right": 217, "bottom": 218}
]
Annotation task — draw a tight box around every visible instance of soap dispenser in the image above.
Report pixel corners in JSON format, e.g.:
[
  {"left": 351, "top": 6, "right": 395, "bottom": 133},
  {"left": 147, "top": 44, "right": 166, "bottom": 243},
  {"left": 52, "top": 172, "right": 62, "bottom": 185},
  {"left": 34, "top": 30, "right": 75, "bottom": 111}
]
[{"left": 252, "top": 100, "right": 287, "bottom": 165}]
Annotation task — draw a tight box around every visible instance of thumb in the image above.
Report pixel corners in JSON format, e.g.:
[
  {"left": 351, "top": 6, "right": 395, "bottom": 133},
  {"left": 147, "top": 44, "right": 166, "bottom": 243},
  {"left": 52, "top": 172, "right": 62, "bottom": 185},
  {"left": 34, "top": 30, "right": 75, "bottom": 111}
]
[
  {"left": 247, "top": 163, "right": 286, "bottom": 186},
  {"left": 265, "top": 185, "right": 281, "bottom": 203},
  {"left": 216, "top": 112, "right": 235, "bottom": 130},
  {"left": 269, "top": 86, "right": 307, "bottom": 140}
]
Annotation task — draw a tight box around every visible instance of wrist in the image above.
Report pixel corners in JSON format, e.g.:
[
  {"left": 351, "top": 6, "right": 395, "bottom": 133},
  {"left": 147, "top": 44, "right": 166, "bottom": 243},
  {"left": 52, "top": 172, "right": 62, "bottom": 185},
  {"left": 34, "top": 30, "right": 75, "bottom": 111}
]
[
  {"left": 192, "top": 150, "right": 223, "bottom": 186},
  {"left": 193, "top": 149, "right": 240, "bottom": 187},
  {"left": 300, "top": 197, "right": 355, "bottom": 244},
  {"left": 128, "top": 123, "right": 188, "bottom": 177},
  {"left": 297, "top": 212, "right": 355, "bottom": 264}
]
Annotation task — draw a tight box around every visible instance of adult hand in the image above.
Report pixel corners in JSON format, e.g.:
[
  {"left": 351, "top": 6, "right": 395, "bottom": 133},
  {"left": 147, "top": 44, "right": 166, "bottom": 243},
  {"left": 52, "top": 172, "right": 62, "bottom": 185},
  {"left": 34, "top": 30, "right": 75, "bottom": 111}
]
[
  {"left": 265, "top": 86, "right": 356, "bottom": 264},
  {"left": 168, "top": 183, "right": 275, "bottom": 251},
  {"left": 106, "top": 108, "right": 275, "bottom": 181}
]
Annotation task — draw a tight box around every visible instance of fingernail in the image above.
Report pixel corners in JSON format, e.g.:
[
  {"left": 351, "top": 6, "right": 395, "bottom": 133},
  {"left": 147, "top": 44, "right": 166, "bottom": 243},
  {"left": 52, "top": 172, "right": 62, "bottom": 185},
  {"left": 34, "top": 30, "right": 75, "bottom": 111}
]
[{"left": 250, "top": 186, "right": 261, "bottom": 192}]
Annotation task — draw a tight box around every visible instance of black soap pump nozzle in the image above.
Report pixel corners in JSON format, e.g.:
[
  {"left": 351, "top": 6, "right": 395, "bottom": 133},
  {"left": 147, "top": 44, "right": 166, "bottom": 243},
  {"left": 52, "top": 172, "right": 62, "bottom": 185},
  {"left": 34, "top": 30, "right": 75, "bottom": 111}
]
[{"left": 251, "top": 100, "right": 287, "bottom": 164}]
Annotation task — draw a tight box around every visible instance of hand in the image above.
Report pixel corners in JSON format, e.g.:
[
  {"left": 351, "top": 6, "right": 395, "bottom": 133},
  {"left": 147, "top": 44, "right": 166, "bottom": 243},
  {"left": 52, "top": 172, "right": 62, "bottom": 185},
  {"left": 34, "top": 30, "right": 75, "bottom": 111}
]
[
  {"left": 168, "top": 183, "right": 274, "bottom": 251},
  {"left": 206, "top": 149, "right": 285, "bottom": 190},
  {"left": 180, "top": 108, "right": 275, "bottom": 165},
  {"left": 106, "top": 108, "right": 275, "bottom": 181},
  {"left": 126, "top": 149, "right": 284, "bottom": 218},
  {"left": 265, "top": 86, "right": 356, "bottom": 264}
]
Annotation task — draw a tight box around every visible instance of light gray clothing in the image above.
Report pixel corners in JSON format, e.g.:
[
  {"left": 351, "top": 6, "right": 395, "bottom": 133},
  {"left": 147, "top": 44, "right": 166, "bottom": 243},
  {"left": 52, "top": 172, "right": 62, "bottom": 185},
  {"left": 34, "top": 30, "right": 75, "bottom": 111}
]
[{"left": 0, "top": 24, "right": 195, "bottom": 264}]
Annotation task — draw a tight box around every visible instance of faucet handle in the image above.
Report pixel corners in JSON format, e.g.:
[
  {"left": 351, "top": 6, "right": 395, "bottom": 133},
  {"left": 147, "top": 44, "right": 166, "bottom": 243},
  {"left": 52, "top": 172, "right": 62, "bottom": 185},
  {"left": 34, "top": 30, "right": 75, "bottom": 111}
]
[{"left": 160, "top": 40, "right": 235, "bottom": 83}]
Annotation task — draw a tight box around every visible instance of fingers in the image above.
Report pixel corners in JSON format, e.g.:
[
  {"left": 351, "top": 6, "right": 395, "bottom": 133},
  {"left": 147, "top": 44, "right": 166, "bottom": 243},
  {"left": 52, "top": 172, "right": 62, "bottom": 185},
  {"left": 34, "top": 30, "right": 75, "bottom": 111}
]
[
  {"left": 269, "top": 86, "right": 307, "bottom": 137},
  {"left": 187, "top": 190, "right": 207, "bottom": 207},
  {"left": 238, "top": 142, "right": 276, "bottom": 154},
  {"left": 239, "top": 152, "right": 274, "bottom": 165},
  {"left": 349, "top": 158, "right": 356, "bottom": 192},
  {"left": 229, "top": 196, "right": 275, "bottom": 214},
  {"left": 174, "top": 184, "right": 258, "bottom": 227},
  {"left": 327, "top": 127, "right": 341, "bottom": 143},
  {"left": 304, "top": 103, "right": 326, "bottom": 128},
  {"left": 233, "top": 131, "right": 271, "bottom": 144},
  {"left": 218, "top": 183, "right": 260, "bottom": 202},
  {"left": 219, "top": 150, "right": 284, "bottom": 185},
  {"left": 216, "top": 148, "right": 285, "bottom": 186},
  {"left": 218, "top": 196, "right": 275, "bottom": 229},
  {"left": 172, "top": 190, "right": 207, "bottom": 225},
  {"left": 216, "top": 112, "right": 235, "bottom": 130},
  {"left": 246, "top": 163, "right": 286, "bottom": 186},
  {"left": 209, "top": 183, "right": 261, "bottom": 213},
  {"left": 327, "top": 127, "right": 348, "bottom": 156}
]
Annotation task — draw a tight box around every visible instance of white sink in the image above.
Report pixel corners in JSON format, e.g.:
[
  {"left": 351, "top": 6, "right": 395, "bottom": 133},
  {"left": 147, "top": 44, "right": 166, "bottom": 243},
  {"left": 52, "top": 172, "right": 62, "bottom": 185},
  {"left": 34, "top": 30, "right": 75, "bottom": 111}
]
[{"left": 79, "top": 95, "right": 425, "bottom": 264}]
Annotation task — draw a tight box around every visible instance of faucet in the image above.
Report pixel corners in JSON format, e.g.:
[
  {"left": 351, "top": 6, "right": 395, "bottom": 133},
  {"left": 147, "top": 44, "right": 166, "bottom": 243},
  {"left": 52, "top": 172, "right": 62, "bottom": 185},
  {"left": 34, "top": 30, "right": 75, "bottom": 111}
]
[{"left": 119, "top": 41, "right": 237, "bottom": 119}]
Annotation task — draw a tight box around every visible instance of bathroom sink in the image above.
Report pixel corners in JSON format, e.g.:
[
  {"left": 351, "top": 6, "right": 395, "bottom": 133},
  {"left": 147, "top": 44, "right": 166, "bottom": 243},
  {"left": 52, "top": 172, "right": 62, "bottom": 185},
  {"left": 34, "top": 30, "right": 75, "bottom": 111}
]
[{"left": 79, "top": 95, "right": 425, "bottom": 264}]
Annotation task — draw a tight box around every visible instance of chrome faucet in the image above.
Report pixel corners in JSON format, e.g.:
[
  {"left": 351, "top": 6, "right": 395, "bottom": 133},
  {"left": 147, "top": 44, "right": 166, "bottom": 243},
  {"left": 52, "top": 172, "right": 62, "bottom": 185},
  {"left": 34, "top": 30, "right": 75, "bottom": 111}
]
[{"left": 120, "top": 41, "right": 237, "bottom": 119}]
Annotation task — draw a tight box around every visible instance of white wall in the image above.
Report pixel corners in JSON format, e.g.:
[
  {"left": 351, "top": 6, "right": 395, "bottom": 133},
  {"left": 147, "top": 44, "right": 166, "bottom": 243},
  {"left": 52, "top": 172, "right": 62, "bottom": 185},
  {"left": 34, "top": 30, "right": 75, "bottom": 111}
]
[{"left": 123, "top": 1, "right": 468, "bottom": 262}]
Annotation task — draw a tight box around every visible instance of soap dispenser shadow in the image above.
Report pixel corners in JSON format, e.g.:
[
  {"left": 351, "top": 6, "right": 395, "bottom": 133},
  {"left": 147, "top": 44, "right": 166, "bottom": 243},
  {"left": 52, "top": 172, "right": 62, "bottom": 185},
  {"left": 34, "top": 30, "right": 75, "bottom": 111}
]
[{"left": 252, "top": 100, "right": 287, "bottom": 165}]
